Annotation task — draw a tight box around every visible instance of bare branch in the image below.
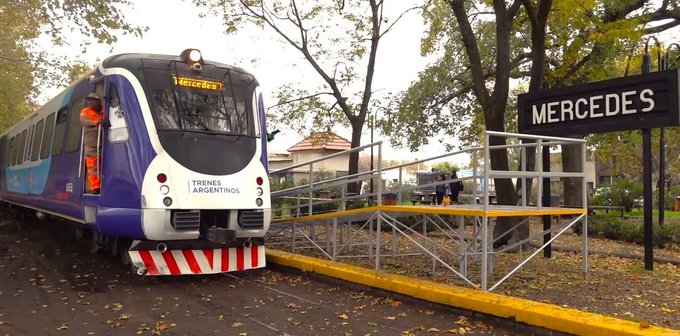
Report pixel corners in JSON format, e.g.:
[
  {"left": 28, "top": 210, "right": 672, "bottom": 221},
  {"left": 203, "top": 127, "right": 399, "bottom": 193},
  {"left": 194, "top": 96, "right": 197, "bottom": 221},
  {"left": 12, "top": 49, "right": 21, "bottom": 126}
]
[
  {"left": 378, "top": 6, "right": 421, "bottom": 39},
  {"left": 0, "top": 55, "right": 30, "bottom": 62},
  {"left": 266, "top": 91, "right": 335, "bottom": 111}
]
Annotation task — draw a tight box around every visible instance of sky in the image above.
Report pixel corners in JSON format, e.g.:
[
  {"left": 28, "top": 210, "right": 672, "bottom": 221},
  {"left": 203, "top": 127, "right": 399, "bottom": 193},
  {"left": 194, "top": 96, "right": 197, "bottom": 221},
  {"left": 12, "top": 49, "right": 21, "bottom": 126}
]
[{"left": 39, "top": 0, "right": 459, "bottom": 165}]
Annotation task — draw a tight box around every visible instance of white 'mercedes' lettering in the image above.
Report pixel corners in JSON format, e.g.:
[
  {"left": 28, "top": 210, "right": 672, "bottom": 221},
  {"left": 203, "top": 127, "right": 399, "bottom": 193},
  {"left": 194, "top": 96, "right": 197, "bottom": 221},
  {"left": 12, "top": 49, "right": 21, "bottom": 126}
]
[
  {"left": 532, "top": 104, "right": 547, "bottom": 125},
  {"left": 529, "top": 88, "right": 657, "bottom": 125},
  {"left": 547, "top": 102, "right": 560, "bottom": 123},
  {"left": 589, "top": 95, "right": 604, "bottom": 118},
  {"left": 605, "top": 93, "right": 620, "bottom": 116},
  {"left": 640, "top": 89, "right": 655, "bottom": 112},
  {"left": 561, "top": 100, "right": 574, "bottom": 121},
  {"left": 621, "top": 90, "right": 636, "bottom": 114},
  {"left": 575, "top": 98, "right": 588, "bottom": 119}
]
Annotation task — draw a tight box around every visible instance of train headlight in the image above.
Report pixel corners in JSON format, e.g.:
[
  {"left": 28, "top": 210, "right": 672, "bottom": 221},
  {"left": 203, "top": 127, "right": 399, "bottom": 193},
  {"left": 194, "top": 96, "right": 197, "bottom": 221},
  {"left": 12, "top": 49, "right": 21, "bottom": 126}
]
[
  {"left": 163, "top": 197, "right": 173, "bottom": 207},
  {"left": 256, "top": 187, "right": 263, "bottom": 196},
  {"left": 256, "top": 198, "right": 263, "bottom": 207},
  {"left": 160, "top": 185, "right": 170, "bottom": 195}
]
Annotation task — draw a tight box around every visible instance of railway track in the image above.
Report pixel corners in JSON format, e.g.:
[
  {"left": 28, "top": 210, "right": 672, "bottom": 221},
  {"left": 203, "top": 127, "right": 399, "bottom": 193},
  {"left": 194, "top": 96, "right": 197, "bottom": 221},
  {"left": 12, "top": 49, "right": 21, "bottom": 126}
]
[{"left": 0, "top": 214, "right": 561, "bottom": 335}]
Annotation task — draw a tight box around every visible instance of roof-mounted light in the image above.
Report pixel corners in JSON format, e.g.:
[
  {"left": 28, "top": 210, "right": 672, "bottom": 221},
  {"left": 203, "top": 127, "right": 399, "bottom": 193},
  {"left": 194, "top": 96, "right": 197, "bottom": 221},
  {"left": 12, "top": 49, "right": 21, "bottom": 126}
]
[
  {"left": 188, "top": 50, "right": 202, "bottom": 62},
  {"left": 180, "top": 48, "right": 204, "bottom": 72}
]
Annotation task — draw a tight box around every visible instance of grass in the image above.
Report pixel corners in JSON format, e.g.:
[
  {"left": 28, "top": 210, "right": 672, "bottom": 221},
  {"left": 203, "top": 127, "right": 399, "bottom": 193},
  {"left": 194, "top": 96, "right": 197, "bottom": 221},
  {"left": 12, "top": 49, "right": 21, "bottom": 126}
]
[{"left": 626, "top": 209, "right": 680, "bottom": 218}]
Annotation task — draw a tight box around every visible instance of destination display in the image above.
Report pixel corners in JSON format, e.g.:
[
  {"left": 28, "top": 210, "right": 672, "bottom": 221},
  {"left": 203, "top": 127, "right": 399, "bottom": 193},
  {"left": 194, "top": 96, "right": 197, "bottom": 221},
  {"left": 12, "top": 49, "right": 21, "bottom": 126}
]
[
  {"left": 518, "top": 69, "right": 680, "bottom": 135},
  {"left": 173, "top": 76, "right": 224, "bottom": 91}
]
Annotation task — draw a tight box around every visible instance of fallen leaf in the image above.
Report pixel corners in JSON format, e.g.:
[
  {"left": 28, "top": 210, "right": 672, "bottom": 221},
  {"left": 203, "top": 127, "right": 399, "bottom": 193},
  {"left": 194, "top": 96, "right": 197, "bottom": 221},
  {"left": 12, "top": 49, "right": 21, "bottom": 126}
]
[
  {"left": 639, "top": 321, "right": 650, "bottom": 329},
  {"left": 232, "top": 322, "right": 244, "bottom": 327},
  {"left": 57, "top": 323, "right": 68, "bottom": 331},
  {"left": 385, "top": 316, "right": 396, "bottom": 320},
  {"left": 156, "top": 321, "right": 169, "bottom": 331},
  {"left": 338, "top": 313, "right": 348, "bottom": 320},
  {"left": 427, "top": 328, "right": 440, "bottom": 332}
]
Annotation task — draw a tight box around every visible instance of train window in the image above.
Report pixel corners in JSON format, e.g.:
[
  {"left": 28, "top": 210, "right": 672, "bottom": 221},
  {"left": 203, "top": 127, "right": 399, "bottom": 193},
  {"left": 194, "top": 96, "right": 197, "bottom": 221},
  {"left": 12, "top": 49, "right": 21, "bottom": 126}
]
[
  {"left": 142, "top": 60, "right": 255, "bottom": 136},
  {"left": 65, "top": 98, "right": 86, "bottom": 152},
  {"left": 108, "top": 84, "right": 129, "bottom": 143},
  {"left": 40, "top": 113, "right": 56, "bottom": 160},
  {"left": 17, "top": 129, "right": 27, "bottom": 165},
  {"left": 7, "top": 136, "right": 15, "bottom": 167},
  {"left": 0, "top": 137, "right": 5, "bottom": 168},
  {"left": 51, "top": 106, "right": 69, "bottom": 156},
  {"left": 31, "top": 119, "right": 45, "bottom": 161},
  {"left": 25, "top": 124, "right": 35, "bottom": 162}
]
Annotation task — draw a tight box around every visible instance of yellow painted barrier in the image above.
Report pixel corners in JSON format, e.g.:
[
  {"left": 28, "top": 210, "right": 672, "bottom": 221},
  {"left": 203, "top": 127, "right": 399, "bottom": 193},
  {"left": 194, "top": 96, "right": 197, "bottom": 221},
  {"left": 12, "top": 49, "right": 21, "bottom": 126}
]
[{"left": 266, "top": 249, "right": 680, "bottom": 336}]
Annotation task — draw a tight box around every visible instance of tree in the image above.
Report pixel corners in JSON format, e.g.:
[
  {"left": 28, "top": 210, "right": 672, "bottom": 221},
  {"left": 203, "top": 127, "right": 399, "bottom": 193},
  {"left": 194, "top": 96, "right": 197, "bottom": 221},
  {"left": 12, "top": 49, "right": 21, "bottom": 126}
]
[
  {"left": 388, "top": 0, "right": 680, "bottom": 246},
  {"left": 193, "top": 0, "right": 415, "bottom": 193},
  {"left": 0, "top": 0, "right": 146, "bottom": 132}
]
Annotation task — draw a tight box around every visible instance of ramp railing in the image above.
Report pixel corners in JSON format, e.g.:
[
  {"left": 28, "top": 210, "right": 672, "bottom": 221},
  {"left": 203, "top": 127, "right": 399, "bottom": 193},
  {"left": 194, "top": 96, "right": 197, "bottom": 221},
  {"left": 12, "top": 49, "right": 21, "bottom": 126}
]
[{"left": 267, "top": 131, "right": 588, "bottom": 291}]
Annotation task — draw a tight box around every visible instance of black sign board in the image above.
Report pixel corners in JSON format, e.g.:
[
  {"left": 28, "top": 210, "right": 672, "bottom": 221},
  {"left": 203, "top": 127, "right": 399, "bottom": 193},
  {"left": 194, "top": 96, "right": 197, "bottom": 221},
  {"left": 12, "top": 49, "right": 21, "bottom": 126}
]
[{"left": 518, "top": 69, "right": 680, "bottom": 136}]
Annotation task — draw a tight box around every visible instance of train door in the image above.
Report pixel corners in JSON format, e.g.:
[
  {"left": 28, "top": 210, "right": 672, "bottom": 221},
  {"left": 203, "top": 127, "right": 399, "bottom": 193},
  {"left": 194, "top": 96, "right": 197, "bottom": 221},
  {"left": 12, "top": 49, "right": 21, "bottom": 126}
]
[{"left": 80, "top": 81, "right": 106, "bottom": 195}]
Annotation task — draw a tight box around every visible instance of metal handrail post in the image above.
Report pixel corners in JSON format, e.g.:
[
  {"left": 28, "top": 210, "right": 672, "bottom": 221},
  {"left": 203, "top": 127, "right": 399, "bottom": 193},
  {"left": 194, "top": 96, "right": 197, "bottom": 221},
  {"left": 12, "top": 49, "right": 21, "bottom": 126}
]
[
  {"left": 536, "top": 139, "right": 543, "bottom": 210},
  {"left": 308, "top": 163, "right": 313, "bottom": 216},
  {"left": 581, "top": 141, "right": 589, "bottom": 279},
  {"left": 481, "top": 132, "right": 490, "bottom": 290},
  {"left": 377, "top": 143, "right": 383, "bottom": 205}
]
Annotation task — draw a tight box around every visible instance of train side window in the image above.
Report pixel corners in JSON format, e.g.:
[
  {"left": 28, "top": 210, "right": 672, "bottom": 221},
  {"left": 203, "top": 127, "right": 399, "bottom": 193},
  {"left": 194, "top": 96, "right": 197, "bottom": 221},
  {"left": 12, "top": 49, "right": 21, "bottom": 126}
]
[
  {"left": 17, "top": 129, "right": 27, "bottom": 165},
  {"left": 40, "top": 113, "right": 56, "bottom": 160},
  {"left": 25, "top": 124, "right": 35, "bottom": 162},
  {"left": 66, "top": 98, "right": 86, "bottom": 152},
  {"left": 7, "top": 136, "right": 15, "bottom": 167},
  {"left": 108, "top": 84, "right": 129, "bottom": 143},
  {"left": 31, "top": 119, "right": 45, "bottom": 161},
  {"left": 51, "top": 107, "right": 69, "bottom": 156}
]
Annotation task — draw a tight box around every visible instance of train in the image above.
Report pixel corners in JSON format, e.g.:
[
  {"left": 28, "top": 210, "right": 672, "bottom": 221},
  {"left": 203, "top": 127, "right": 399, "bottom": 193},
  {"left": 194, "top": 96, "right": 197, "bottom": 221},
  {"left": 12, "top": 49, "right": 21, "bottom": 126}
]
[{"left": 0, "top": 49, "right": 271, "bottom": 275}]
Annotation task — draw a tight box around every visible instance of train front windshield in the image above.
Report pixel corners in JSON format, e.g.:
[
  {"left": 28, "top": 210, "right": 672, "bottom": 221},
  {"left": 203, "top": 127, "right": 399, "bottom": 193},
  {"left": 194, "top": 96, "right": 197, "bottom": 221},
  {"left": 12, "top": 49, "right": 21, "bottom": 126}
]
[{"left": 142, "top": 60, "right": 257, "bottom": 136}]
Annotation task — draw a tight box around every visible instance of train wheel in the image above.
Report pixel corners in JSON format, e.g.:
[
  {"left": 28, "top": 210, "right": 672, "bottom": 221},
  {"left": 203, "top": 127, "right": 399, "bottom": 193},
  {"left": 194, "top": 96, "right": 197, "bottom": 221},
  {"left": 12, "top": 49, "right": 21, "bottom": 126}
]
[
  {"left": 110, "top": 236, "right": 119, "bottom": 257},
  {"left": 119, "top": 240, "right": 132, "bottom": 266},
  {"left": 91, "top": 231, "right": 103, "bottom": 253},
  {"left": 75, "top": 227, "right": 85, "bottom": 240}
]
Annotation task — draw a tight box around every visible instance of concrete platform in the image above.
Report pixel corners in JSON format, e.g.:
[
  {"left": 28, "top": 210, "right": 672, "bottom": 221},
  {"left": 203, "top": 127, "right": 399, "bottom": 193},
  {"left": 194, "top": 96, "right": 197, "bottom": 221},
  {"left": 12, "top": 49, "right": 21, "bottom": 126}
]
[{"left": 267, "top": 249, "right": 680, "bottom": 336}]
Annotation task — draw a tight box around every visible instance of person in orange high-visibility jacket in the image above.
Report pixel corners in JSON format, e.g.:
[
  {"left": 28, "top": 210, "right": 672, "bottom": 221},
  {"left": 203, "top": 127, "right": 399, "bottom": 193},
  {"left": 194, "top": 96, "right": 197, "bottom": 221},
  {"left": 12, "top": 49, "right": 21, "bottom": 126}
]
[{"left": 80, "top": 93, "right": 105, "bottom": 194}]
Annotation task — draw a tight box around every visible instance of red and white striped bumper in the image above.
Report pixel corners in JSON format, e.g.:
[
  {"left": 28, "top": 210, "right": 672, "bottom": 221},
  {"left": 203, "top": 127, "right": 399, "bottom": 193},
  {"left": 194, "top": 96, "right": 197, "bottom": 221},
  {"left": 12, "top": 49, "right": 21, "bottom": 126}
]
[{"left": 128, "top": 245, "right": 266, "bottom": 275}]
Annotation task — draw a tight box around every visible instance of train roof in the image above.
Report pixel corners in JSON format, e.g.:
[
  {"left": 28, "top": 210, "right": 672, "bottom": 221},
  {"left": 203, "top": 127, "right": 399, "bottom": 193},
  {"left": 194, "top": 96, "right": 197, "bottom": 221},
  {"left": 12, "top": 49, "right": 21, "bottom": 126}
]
[{"left": 102, "top": 53, "right": 257, "bottom": 81}]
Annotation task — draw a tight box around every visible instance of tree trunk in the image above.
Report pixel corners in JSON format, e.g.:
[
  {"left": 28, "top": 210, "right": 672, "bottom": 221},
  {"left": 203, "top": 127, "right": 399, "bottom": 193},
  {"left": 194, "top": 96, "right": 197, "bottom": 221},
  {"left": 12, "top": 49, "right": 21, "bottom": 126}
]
[
  {"left": 562, "top": 140, "right": 584, "bottom": 207},
  {"left": 346, "top": 119, "right": 364, "bottom": 195}
]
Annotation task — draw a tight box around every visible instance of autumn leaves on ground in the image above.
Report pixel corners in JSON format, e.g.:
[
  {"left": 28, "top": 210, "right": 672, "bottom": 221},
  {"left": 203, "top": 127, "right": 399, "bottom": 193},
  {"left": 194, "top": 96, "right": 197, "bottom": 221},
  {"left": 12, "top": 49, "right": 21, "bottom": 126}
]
[
  {"left": 0, "top": 217, "right": 557, "bottom": 336},
  {"left": 346, "top": 219, "right": 680, "bottom": 331}
]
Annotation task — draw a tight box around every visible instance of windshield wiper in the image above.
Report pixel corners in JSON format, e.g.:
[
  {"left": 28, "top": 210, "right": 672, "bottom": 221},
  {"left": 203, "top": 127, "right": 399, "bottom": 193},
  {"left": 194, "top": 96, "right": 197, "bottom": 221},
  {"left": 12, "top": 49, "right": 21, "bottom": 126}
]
[{"left": 181, "top": 113, "right": 215, "bottom": 133}]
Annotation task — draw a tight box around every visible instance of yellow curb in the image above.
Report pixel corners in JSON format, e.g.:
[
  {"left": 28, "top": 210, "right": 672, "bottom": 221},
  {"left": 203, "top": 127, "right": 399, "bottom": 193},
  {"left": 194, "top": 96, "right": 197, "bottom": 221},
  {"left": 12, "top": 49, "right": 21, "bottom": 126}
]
[{"left": 266, "top": 249, "right": 680, "bottom": 336}]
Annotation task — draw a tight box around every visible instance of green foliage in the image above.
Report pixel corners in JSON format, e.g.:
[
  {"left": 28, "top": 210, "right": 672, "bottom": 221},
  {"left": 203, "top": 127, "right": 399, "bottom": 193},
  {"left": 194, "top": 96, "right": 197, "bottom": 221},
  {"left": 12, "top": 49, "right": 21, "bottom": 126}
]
[
  {"left": 578, "top": 215, "right": 680, "bottom": 249},
  {"left": 431, "top": 162, "right": 459, "bottom": 172},
  {"left": 592, "top": 179, "right": 642, "bottom": 211},
  {"left": 611, "top": 179, "right": 643, "bottom": 212},
  {"left": 664, "top": 185, "right": 680, "bottom": 211},
  {"left": 0, "top": 0, "right": 146, "bottom": 133}
]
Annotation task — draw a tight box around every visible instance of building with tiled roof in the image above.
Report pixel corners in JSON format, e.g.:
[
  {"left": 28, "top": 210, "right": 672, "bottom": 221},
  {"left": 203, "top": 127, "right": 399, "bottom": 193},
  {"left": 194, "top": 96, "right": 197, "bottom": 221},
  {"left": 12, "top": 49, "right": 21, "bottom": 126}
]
[
  {"left": 287, "top": 132, "right": 352, "bottom": 152},
  {"left": 269, "top": 132, "right": 351, "bottom": 185}
]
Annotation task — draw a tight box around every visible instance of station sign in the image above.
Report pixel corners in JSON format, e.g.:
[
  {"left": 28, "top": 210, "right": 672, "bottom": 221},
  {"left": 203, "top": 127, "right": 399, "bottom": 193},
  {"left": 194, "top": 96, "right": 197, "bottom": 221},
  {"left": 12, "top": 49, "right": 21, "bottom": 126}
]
[{"left": 518, "top": 69, "right": 680, "bottom": 136}]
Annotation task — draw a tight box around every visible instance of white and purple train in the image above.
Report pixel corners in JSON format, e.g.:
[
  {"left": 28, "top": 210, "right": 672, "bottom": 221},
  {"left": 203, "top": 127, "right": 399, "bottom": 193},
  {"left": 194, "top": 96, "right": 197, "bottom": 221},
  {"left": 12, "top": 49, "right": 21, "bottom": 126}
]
[{"left": 0, "top": 49, "right": 271, "bottom": 275}]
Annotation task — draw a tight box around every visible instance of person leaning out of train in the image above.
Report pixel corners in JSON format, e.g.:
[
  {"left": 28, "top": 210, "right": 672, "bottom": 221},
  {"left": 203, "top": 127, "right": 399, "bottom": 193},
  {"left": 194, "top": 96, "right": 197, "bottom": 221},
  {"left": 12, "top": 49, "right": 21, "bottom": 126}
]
[{"left": 80, "top": 93, "right": 110, "bottom": 194}]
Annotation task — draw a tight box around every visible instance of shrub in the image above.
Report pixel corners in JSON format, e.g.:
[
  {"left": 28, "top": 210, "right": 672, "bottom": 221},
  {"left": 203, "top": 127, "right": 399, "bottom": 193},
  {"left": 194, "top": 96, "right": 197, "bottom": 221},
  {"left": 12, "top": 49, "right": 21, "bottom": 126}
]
[{"left": 578, "top": 214, "right": 680, "bottom": 248}]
